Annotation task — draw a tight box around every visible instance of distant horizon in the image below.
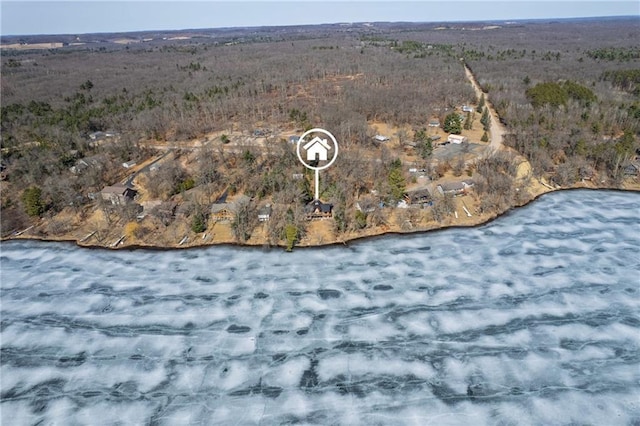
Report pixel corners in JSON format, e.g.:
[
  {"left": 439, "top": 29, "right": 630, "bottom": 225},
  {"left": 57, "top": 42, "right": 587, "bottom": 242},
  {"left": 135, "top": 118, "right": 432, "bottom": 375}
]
[
  {"left": 1, "top": 14, "right": 638, "bottom": 39},
  {"left": 1, "top": 1, "right": 638, "bottom": 37}
]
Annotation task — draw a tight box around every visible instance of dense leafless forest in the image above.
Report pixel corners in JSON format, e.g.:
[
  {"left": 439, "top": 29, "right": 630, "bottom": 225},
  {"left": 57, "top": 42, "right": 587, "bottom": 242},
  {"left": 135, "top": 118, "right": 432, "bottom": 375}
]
[
  {"left": 460, "top": 19, "right": 640, "bottom": 185},
  {"left": 1, "top": 17, "right": 638, "bottom": 245}
]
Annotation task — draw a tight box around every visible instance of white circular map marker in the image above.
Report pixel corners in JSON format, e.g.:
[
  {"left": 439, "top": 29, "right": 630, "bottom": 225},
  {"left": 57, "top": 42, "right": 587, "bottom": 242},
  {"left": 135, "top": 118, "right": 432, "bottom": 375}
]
[{"left": 295, "top": 128, "right": 339, "bottom": 200}]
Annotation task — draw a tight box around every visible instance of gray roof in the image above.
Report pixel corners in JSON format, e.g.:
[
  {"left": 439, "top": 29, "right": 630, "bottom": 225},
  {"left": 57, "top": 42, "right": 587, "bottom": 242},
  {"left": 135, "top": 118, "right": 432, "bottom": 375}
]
[
  {"left": 407, "top": 188, "right": 432, "bottom": 202},
  {"left": 211, "top": 203, "right": 229, "bottom": 214},
  {"left": 258, "top": 205, "right": 272, "bottom": 216},
  {"left": 211, "top": 195, "right": 251, "bottom": 214},
  {"left": 625, "top": 161, "right": 640, "bottom": 170},
  {"left": 438, "top": 180, "right": 475, "bottom": 193},
  {"left": 438, "top": 182, "right": 465, "bottom": 192},
  {"left": 101, "top": 184, "right": 134, "bottom": 195}
]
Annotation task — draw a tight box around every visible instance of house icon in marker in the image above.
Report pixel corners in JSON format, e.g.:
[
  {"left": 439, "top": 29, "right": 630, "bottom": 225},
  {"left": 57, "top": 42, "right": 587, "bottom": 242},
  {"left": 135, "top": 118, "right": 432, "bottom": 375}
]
[{"left": 303, "top": 136, "right": 331, "bottom": 161}]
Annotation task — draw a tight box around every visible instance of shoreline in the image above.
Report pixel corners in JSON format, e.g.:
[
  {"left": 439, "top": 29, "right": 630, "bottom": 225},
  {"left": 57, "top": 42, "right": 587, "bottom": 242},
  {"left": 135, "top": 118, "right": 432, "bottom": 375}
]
[{"left": 3, "top": 185, "right": 638, "bottom": 251}]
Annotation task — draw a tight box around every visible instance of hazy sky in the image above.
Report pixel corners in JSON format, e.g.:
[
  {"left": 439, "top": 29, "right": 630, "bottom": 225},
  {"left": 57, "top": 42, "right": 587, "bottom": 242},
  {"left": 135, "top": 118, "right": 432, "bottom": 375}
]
[{"left": 1, "top": 1, "right": 638, "bottom": 36}]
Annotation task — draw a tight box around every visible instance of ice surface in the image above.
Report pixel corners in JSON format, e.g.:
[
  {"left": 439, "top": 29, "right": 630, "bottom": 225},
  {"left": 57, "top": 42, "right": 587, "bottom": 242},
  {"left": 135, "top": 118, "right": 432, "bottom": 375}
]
[{"left": 1, "top": 190, "right": 639, "bottom": 425}]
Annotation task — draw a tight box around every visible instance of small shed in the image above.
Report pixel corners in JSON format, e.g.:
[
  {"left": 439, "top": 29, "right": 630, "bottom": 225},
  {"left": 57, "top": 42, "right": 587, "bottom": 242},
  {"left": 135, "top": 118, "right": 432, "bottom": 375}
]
[
  {"left": 89, "top": 131, "right": 116, "bottom": 141},
  {"left": 404, "top": 141, "right": 418, "bottom": 149},
  {"left": 70, "top": 159, "right": 89, "bottom": 175},
  {"left": 623, "top": 162, "right": 640, "bottom": 177},
  {"left": 89, "top": 131, "right": 107, "bottom": 141},
  {"left": 122, "top": 160, "right": 137, "bottom": 169},
  {"left": 258, "top": 204, "right": 272, "bottom": 222},
  {"left": 373, "top": 135, "right": 390, "bottom": 142}
]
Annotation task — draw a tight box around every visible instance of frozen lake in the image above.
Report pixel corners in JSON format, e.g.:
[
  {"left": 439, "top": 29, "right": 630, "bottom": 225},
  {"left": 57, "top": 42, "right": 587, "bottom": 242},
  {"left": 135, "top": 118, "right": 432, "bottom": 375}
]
[{"left": 1, "top": 190, "right": 639, "bottom": 425}]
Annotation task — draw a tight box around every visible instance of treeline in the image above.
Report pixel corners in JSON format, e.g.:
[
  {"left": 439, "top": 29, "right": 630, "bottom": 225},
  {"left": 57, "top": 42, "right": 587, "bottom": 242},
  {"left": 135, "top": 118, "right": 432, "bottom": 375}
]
[{"left": 586, "top": 47, "right": 640, "bottom": 62}]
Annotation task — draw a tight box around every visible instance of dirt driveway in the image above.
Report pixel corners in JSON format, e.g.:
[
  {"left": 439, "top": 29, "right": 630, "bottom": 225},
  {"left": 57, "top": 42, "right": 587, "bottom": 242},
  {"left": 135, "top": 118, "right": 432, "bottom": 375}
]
[{"left": 464, "top": 65, "right": 506, "bottom": 152}]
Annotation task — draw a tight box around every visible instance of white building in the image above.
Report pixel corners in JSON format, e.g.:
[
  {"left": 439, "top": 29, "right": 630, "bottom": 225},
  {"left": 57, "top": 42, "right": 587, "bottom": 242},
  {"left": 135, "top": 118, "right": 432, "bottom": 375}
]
[{"left": 447, "top": 134, "right": 468, "bottom": 144}]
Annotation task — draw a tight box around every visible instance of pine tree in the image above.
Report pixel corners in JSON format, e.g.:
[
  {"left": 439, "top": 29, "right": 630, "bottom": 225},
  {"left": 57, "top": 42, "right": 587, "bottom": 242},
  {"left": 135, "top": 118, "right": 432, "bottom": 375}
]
[
  {"left": 476, "top": 93, "right": 485, "bottom": 113},
  {"left": 480, "top": 107, "right": 491, "bottom": 131},
  {"left": 419, "top": 139, "right": 433, "bottom": 159},
  {"left": 22, "top": 186, "right": 45, "bottom": 217},
  {"left": 414, "top": 127, "right": 428, "bottom": 143},
  {"left": 443, "top": 112, "right": 462, "bottom": 134},
  {"left": 191, "top": 212, "right": 207, "bottom": 233},
  {"left": 481, "top": 131, "right": 489, "bottom": 142},
  {"left": 415, "top": 128, "right": 432, "bottom": 159},
  {"left": 463, "top": 112, "right": 472, "bottom": 130},
  {"left": 387, "top": 159, "right": 406, "bottom": 202},
  {"left": 355, "top": 210, "right": 367, "bottom": 229},
  {"left": 285, "top": 224, "right": 298, "bottom": 252}
]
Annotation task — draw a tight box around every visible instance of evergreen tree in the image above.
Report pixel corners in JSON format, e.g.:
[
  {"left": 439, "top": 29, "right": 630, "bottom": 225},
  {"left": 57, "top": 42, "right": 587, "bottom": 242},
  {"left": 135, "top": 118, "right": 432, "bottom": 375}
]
[
  {"left": 242, "top": 149, "right": 256, "bottom": 165},
  {"left": 414, "top": 128, "right": 432, "bottom": 159},
  {"left": 191, "top": 211, "right": 207, "bottom": 233},
  {"left": 419, "top": 139, "right": 433, "bottom": 159},
  {"left": 355, "top": 210, "right": 367, "bottom": 229},
  {"left": 615, "top": 129, "right": 636, "bottom": 158},
  {"left": 22, "top": 186, "right": 45, "bottom": 217},
  {"left": 414, "top": 127, "right": 428, "bottom": 143},
  {"left": 476, "top": 93, "right": 485, "bottom": 113},
  {"left": 463, "top": 112, "right": 472, "bottom": 130},
  {"left": 481, "top": 131, "right": 489, "bottom": 142},
  {"left": 388, "top": 160, "right": 406, "bottom": 202},
  {"left": 285, "top": 224, "right": 298, "bottom": 252},
  {"left": 480, "top": 107, "right": 491, "bottom": 131},
  {"left": 525, "top": 82, "right": 568, "bottom": 108},
  {"left": 443, "top": 112, "right": 462, "bottom": 134}
]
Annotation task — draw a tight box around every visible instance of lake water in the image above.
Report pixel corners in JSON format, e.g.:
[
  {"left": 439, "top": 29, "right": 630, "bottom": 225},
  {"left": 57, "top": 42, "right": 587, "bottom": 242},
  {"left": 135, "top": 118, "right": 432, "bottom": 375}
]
[{"left": 1, "top": 190, "right": 639, "bottom": 425}]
